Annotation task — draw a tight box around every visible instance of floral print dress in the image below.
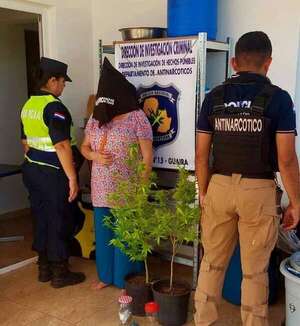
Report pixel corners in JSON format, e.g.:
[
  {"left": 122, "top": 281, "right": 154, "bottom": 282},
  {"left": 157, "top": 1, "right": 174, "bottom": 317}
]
[{"left": 85, "top": 109, "right": 153, "bottom": 208}]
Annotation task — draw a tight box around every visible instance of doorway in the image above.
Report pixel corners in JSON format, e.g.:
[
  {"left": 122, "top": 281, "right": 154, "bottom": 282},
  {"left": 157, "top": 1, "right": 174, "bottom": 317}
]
[
  {"left": 0, "top": 7, "right": 42, "bottom": 269},
  {"left": 25, "top": 29, "right": 41, "bottom": 96}
]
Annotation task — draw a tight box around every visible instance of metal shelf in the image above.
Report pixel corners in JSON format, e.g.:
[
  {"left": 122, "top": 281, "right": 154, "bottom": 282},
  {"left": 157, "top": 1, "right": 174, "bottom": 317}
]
[
  {"left": 102, "top": 45, "right": 114, "bottom": 54},
  {"left": 207, "top": 40, "right": 230, "bottom": 52},
  {"left": 102, "top": 38, "right": 231, "bottom": 55}
]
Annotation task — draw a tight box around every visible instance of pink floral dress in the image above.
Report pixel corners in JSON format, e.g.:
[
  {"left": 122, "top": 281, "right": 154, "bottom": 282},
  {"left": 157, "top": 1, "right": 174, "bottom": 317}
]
[{"left": 85, "top": 109, "right": 153, "bottom": 207}]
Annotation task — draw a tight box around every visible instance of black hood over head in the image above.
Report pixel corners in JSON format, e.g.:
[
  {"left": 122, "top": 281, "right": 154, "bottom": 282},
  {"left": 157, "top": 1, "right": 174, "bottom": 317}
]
[{"left": 93, "top": 57, "right": 139, "bottom": 127}]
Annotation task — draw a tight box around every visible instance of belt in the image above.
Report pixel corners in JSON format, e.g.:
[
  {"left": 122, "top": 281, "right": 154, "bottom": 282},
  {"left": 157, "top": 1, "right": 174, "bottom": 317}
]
[
  {"left": 217, "top": 172, "right": 275, "bottom": 180},
  {"left": 24, "top": 155, "right": 60, "bottom": 170}
]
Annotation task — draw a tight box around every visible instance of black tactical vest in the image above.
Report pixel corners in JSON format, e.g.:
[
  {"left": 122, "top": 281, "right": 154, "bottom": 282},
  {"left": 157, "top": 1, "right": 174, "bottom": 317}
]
[{"left": 209, "top": 82, "right": 278, "bottom": 178}]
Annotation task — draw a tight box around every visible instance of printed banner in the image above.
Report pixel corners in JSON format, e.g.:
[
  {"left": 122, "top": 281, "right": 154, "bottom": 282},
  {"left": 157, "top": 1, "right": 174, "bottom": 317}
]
[{"left": 115, "top": 38, "right": 198, "bottom": 170}]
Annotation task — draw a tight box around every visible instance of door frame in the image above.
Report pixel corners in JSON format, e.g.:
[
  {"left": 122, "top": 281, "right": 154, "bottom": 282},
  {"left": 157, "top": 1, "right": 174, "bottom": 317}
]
[{"left": 0, "top": 0, "right": 57, "bottom": 58}]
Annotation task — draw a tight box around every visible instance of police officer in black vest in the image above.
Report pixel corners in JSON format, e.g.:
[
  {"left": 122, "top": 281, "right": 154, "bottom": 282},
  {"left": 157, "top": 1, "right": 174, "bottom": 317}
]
[
  {"left": 194, "top": 32, "right": 300, "bottom": 326},
  {"left": 21, "top": 57, "right": 85, "bottom": 288}
]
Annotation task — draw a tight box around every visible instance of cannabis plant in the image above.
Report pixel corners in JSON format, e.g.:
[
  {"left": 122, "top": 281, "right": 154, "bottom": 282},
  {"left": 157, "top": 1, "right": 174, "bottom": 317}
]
[
  {"left": 104, "top": 144, "right": 200, "bottom": 289},
  {"left": 154, "top": 167, "right": 200, "bottom": 291},
  {"left": 103, "top": 144, "right": 165, "bottom": 284}
]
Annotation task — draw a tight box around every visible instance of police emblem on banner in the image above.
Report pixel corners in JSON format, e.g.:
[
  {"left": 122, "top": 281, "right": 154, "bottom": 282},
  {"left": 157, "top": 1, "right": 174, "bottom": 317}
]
[{"left": 137, "top": 84, "right": 179, "bottom": 148}]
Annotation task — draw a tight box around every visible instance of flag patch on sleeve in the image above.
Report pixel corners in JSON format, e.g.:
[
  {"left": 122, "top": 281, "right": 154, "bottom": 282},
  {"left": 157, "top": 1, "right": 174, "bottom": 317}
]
[{"left": 54, "top": 112, "right": 66, "bottom": 120}]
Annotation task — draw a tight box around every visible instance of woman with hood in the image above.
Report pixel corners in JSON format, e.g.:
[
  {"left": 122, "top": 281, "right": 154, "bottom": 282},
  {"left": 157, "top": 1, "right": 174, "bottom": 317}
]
[{"left": 81, "top": 58, "right": 153, "bottom": 289}]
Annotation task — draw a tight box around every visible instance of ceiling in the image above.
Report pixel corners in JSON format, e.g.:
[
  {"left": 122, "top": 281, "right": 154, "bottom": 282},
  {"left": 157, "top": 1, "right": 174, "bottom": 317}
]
[{"left": 0, "top": 7, "right": 39, "bottom": 24}]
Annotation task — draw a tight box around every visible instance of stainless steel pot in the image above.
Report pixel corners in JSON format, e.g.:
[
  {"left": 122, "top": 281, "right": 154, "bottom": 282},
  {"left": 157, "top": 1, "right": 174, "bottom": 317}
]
[{"left": 119, "top": 27, "right": 167, "bottom": 41}]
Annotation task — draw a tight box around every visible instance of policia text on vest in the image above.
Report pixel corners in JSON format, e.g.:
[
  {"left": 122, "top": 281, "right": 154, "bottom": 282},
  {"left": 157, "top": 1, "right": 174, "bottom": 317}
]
[{"left": 22, "top": 95, "right": 76, "bottom": 160}]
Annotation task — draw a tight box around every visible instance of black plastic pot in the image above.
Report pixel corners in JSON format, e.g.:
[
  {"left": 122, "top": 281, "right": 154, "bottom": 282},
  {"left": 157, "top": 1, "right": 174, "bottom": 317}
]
[
  {"left": 125, "top": 273, "right": 153, "bottom": 316},
  {"left": 152, "top": 279, "right": 191, "bottom": 326}
]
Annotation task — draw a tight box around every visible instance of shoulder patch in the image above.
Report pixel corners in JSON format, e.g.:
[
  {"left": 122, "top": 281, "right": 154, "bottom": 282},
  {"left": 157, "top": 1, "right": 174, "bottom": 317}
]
[{"left": 53, "top": 112, "right": 66, "bottom": 120}]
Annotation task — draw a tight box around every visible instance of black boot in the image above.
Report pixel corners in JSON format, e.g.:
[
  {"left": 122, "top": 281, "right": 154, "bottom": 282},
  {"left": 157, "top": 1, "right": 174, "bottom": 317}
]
[
  {"left": 38, "top": 253, "right": 52, "bottom": 282},
  {"left": 51, "top": 260, "right": 85, "bottom": 288}
]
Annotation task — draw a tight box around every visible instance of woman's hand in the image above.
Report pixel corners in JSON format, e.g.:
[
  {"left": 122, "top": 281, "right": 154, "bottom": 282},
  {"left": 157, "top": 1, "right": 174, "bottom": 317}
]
[
  {"left": 91, "top": 150, "right": 113, "bottom": 165},
  {"left": 81, "top": 135, "right": 112, "bottom": 165}
]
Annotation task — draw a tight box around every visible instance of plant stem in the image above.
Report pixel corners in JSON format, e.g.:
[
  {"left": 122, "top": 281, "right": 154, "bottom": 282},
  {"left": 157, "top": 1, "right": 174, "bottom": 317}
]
[
  {"left": 144, "top": 258, "right": 149, "bottom": 284},
  {"left": 169, "top": 238, "right": 177, "bottom": 291}
]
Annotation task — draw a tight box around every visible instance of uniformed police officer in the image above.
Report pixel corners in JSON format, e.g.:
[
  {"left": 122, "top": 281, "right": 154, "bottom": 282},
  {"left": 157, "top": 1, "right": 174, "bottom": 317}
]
[
  {"left": 195, "top": 32, "right": 300, "bottom": 325},
  {"left": 21, "top": 57, "right": 85, "bottom": 288}
]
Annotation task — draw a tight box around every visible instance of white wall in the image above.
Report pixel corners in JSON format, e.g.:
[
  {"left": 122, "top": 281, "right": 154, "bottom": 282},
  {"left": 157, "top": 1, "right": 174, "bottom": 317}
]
[
  {"left": 218, "top": 0, "right": 300, "bottom": 99},
  {"left": 91, "top": 0, "right": 167, "bottom": 91},
  {"left": 52, "top": 0, "right": 94, "bottom": 127},
  {"left": 295, "top": 32, "right": 300, "bottom": 149},
  {"left": 0, "top": 23, "right": 29, "bottom": 214},
  {"left": 218, "top": 0, "right": 300, "bottom": 163}
]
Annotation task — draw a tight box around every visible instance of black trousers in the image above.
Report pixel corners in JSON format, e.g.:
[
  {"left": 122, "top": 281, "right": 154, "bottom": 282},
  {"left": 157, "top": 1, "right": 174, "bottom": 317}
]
[{"left": 22, "top": 161, "right": 74, "bottom": 262}]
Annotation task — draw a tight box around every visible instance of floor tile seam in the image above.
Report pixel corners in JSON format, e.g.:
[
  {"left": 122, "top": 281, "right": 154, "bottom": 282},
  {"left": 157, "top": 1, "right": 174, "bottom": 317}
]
[
  {"left": 0, "top": 300, "right": 64, "bottom": 326},
  {"left": 72, "top": 305, "right": 122, "bottom": 326},
  {"left": 2, "top": 311, "right": 45, "bottom": 326},
  {"left": 0, "top": 294, "right": 32, "bottom": 307},
  {"left": 72, "top": 308, "right": 109, "bottom": 325},
  {"left": 1, "top": 297, "right": 70, "bottom": 319},
  {"left": 0, "top": 286, "right": 48, "bottom": 306},
  {"left": 10, "top": 296, "right": 114, "bottom": 325},
  {"left": 50, "top": 308, "right": 107, "bottom": 325},
  {"left": 2, "top": 286, "right": 116, "bottom": 308},
  {"left": 69, "top": 292, "right": 119, "bottom": 325},
  {"left": 22, "top": 311, "right": 76, "bottom": 326}
]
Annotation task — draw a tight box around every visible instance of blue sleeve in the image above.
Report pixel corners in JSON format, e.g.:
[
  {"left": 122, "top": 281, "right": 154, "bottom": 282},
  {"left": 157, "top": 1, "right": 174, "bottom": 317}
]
[
  {"left": 43, "top": 101, "right": 72, "bottom": 145},
  {"left": 275, "top": 90, "right": 296, "bottom": 134},
  {"left": 196, "top": 93, "right": 213, "bottom": 133}
]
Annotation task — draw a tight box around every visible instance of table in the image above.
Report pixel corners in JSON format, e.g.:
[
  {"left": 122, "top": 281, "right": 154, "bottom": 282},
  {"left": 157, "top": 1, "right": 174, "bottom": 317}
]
[
  {"left": 0, "top": 164, "right": 24, "bottom": 242},
  {"left": 0, "top": 164, "right": 22, "bottom": 177}
]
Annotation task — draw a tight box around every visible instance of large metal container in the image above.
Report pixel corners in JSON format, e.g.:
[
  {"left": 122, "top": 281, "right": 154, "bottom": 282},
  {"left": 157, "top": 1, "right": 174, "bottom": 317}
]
[{"left": 119, "top": 27, "right": 167, "bottom": 41}]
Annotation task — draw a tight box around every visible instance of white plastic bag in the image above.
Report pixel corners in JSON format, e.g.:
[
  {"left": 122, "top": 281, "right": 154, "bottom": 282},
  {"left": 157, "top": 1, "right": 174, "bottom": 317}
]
[{"left": 277, "top": 226, "right": 300, "bottom": 254}]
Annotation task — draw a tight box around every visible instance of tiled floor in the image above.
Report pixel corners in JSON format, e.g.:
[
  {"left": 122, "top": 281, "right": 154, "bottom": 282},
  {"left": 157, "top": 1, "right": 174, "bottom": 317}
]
[
  {"left": 0, "top": 256, "right": 285, "bottom": 326},
  {"left": 0, "top": 211, "right": 286, "bottom": 325},
  {"left": 0, "top": 211, "right": 35, "bottom": 268}
]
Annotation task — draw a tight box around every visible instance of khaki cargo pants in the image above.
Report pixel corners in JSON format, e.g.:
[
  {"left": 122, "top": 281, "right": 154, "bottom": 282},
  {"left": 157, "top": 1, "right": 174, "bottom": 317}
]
[{"left": 194, "top": 174, "right": 280, "bottom": 326}]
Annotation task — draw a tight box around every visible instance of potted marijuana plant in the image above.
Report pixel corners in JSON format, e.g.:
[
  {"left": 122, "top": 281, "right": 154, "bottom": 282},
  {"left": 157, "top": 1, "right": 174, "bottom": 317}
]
[
  {"left": 104, "top": 144, "right": 165, "bottom": 316},
  {"left": 152, "top": 167, "right": 200, "bottom": 326}
]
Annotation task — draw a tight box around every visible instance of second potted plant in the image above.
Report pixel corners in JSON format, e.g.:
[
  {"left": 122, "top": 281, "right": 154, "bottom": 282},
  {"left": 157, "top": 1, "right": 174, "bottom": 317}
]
[{"left": 152, "top": 167, "right": 200, "bottom": 326}]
